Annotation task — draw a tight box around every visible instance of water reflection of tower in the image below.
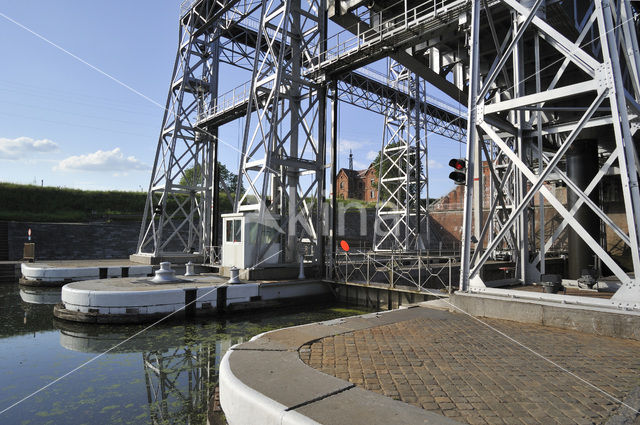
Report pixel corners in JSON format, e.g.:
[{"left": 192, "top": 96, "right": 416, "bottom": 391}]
[
  {"left": 55, "top": 320, "right": 241, "bottom": 425},
  {"left": 142, "top": 337, "right": 237, "bottom": 424}
]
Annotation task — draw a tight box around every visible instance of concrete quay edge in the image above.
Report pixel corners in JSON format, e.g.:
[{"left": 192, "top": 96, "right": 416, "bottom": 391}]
[
  {"left": 451, "top": 291, "right": 640, "bottom": 341},
  {"left": 219, "top": 306, "right": 464, "bottom": 425}
]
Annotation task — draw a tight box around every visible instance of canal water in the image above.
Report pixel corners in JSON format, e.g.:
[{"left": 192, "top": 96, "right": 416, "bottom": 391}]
[{"left": 0, "top": 284, "right": 372, "bottom": 424}]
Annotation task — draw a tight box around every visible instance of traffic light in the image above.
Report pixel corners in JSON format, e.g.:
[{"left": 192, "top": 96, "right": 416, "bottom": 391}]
[{"left": 448, "top": 158, "right": 466, "bottom": 185}]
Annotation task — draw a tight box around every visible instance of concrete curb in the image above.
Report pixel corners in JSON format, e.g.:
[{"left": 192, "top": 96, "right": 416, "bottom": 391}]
[{"left": 219, "top": 307, "right": 463, "bottom": 425}]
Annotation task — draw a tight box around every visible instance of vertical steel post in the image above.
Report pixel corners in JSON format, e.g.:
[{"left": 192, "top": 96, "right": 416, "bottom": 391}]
[{"left": 460, "top": 0, "right": 481, "bottom": 291}]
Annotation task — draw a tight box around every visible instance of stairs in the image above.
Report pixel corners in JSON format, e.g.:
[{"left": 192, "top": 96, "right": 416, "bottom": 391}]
[{"left": 0, "top": 222, "right": 18, "bottom": 283}]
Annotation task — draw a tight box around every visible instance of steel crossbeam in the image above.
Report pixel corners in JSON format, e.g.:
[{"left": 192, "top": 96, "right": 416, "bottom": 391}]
[{"left": 197, "top": 16, "right": 466, "bottom": 138}]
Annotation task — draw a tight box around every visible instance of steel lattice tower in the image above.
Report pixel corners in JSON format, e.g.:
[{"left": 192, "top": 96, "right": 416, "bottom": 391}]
[
  {"left": 373, "top": 60, "right": 429, "bottom": 252},
  {"left": 135, "top": 5, "right": 221, "bottom": 263},
  {"left": 461, "top": 0, "right": 640, "bottom": 308},
  {"left": 234, "top": 0, "right": 326, "bottom": 266}
]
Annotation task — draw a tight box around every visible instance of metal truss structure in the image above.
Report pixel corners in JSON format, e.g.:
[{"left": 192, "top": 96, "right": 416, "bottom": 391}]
[
  {"left": 136, "top": 3, "right": 223, "bottom": 263},
  {"left": 374, "top": 60, "right": 429, "bottom": 251},
  {"left": 139, "top": 0, "right": 468, "bottom": 267},
  {"left": 139, "top": 0, "right": 640, "bottom": 311},
  {"left": 233, "top": 0, "right": 326, "bottom": 266},
  {"left": 461, "top": 0, "right": 640, "bottom": 308}
]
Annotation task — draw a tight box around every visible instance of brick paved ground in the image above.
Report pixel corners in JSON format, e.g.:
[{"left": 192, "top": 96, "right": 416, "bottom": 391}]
[{"left": 299, "top": 312, "right": 640, "bottom": 425}]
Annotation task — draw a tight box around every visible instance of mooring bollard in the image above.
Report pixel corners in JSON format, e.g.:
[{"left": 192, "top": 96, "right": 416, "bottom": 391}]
[
  {"left": 185, "top": 261, "right": 196, "bottom": 276},
  {"left": 152, "top": 262, "right": 177, "bottom": 283},
  {"left": 228, "top": 266, "right": 240, "bottom": 284}
]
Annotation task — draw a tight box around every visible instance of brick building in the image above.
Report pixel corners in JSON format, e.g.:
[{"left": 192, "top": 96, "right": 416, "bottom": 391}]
[{"left": 336, "top": 167, "right": 378, "bottom": 202}]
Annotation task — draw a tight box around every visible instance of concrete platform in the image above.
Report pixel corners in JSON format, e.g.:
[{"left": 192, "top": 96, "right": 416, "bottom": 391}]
[
  {"left": 221, "top": 305, "right": 640, "bottom": 425},
  {"left": 20, "top": 259, "right": 154, "bottom": 286},
  {"left": 54, "top": 275, "right": 333, "bottom": 324},
  {"left": 220, "top": 307, "right": 464, "bottom": 425}
]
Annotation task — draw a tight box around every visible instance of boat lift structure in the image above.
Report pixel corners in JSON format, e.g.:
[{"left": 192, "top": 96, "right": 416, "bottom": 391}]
[{"left": 133, "top": 0, "right": 640, "bottom": 311}]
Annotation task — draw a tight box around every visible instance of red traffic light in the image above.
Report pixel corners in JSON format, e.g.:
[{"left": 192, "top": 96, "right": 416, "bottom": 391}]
[
  {"left": 448, "top": 158, "right": 466, "bottom": 185},
  {"left": 448, "top": 158, "right": 466, "bottom": 170}
]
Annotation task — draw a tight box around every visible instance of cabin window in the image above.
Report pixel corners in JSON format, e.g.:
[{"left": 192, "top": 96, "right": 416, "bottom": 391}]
[{"left": 226, "top": 219, "right": 242, "bottom": 243}]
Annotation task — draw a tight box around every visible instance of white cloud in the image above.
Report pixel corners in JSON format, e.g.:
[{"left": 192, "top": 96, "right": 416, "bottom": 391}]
[
  {"left": 428, "top": 159, "right": 443, "bottom": 169},
  {"left": 0, "top": 136, "right": 59, "bottom": 159},
  {"left": 54, "top": 148, "right": 149, "bottom": 172},
  {"left": 366, "top": 150, "right": 378, "bottom": 161}
]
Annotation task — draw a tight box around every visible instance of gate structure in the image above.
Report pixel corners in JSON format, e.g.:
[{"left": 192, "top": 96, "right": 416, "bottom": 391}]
[
  {"left": 461, "top": 0, "right": 640, "bottom": 308},
  {"left": 136, "top": 0, "right": 640, "bottom": 309}
]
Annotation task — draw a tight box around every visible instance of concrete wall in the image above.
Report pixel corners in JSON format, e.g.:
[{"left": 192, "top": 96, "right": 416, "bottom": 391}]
[
  {"left": 452, "top": 292, "right": 640, "bottom": 341},
  {"left": 7, "top": 221, "right": 141, "bottom": 261}
]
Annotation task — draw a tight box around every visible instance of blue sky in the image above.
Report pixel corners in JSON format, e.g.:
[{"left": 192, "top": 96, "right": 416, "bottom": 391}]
[{"left": 0, "top": 1, "right": 462, "bottom": 197}]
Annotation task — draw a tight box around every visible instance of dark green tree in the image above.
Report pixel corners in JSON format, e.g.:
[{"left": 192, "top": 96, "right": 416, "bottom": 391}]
[{"left": 180, "top": 162, "right": 241, "bottom": 193}]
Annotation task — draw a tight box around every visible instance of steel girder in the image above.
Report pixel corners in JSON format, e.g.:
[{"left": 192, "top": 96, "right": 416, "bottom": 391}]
[
  {"left": 235, "top": 0, "right": 326, "bottom": 266},
  {"left": 373, "top": 60, "right": 429, "bottom": 252},
  {"left": 336, "top": 70, "right": 466, "bottom": 140},
  {"left": 461, "top": 0, "right": 640, "bottom": 309}
]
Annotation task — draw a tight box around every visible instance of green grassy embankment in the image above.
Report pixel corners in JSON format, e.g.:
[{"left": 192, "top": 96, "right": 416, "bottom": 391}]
[
  {"left": 0, "top": 183, "right": 235, "bottom": 222},
  {"left": 0, "top": 183, "right": 147, "bottom": 222}
]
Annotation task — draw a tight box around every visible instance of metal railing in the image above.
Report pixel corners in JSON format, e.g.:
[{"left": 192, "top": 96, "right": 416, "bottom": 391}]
[
  {"left": 208, "top": 245, "right": 222, "bottom": 265},
  {"left": 307, "top": 0, "right": 466, "bottom": 74},
  {"left": 195, "top": 11, "right": 467, "bottom": 125},
  {"left": 198, "top": 81, "right": 253, "bottom": 122},
  {"left": 329, "top": 250, "right": 456, "bottom": 293}
]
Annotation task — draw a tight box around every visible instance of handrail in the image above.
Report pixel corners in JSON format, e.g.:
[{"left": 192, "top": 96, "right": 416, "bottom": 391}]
[{"left": 308, "top": 0, "right": 465, "bottom": 75}]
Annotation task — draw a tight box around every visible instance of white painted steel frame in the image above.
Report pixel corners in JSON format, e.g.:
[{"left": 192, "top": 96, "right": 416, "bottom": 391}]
[
  {"left": 137, "top": 5, "right": 222, "bottom": 260},
  {"left": 234, "top": 0, "right": 326, "bottom": 266},
  {"left": 461, "top": 0, "right": 640, "bottom": 309},
  {"left": 374, "top": 60, "right": 429, "bottom": 252}
]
